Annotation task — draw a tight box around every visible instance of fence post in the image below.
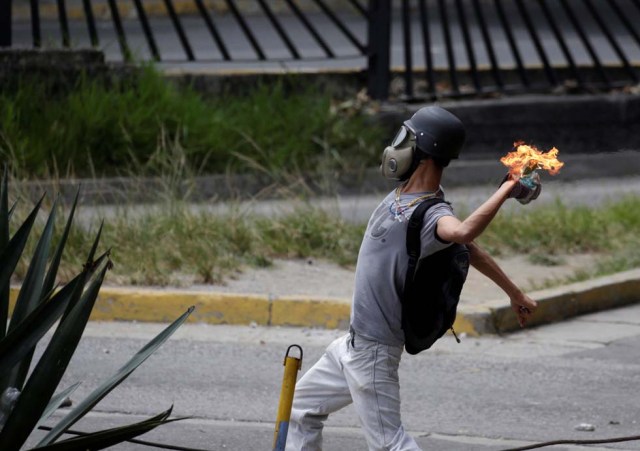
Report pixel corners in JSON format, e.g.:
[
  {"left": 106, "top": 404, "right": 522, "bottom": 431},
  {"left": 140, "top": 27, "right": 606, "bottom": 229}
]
[
  {"left": 0, "top": 0, "right": 11, "bottom": 47},
  {"left": 367, "top": 0, "right": 391, "bottom": 101}
]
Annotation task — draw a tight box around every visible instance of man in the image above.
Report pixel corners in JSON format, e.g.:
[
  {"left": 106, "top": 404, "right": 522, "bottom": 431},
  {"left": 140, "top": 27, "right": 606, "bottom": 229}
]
[{"left": 285, "top": 106, "right": 539, "bottom": 451}]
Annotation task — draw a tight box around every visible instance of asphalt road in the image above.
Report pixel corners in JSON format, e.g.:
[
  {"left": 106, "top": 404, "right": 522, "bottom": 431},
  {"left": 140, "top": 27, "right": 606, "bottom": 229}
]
[{"left": 27, "top": 303, "right": 640, "bottom": 450}]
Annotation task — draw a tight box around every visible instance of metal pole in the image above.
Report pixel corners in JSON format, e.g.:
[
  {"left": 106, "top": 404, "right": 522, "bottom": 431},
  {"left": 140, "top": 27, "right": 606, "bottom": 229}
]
[
  {"left": 438, "top": 0, "right": 459, "bottom": 94},
  {"left": 401, "top": 0, "right": 413, "bottom": 99},
  {"left": 367, "top": 0, "right": 392, "bottom": 101},
  {"left": 472, "top": 0, "right": 503, "bottom": 91},
  {"left": 273, "top": 345, "right": 303, "bottom": 451},
  {"left": 133, "top": 0, "right": 160, "bottom": 61},
  {"left": 82, "top": 0, "right": 99, "bottom": 48},
  {"left": 0, "top": 0, "right": 12, "bottom": 47},
  {"left": 419, "top": 0, "right": 436, "bottom": 99},
  {"left": 455, "top": 0, "right": 482, "bottom": 94},
  {"left": 285, "top": 0, "right": 334, "bottom": 57},
  {"left": 30, "top": 0, "right": 41, "bottom": 47}
]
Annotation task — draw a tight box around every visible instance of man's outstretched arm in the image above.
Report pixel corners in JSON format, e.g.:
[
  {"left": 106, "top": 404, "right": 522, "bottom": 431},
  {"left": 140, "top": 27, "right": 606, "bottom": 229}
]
[
  {"left": 436, "top": 180, "right": 515, "bottom": 245},
  {"left": 467, "top": 241, "right": 537, "bottom": 327}
]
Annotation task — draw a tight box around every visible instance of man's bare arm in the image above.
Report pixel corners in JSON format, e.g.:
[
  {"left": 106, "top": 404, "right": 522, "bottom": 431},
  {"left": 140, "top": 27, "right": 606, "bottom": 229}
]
[
  {"left": 467, "top": 241, "right": 537, "bottom": 327},
  {"left": 436, "top": 180, "right": 515, "bottom": 244}
]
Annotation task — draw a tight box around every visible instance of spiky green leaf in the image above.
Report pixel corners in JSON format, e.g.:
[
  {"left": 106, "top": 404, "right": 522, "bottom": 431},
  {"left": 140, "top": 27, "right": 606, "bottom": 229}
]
[
  {"left": 0, "top": 255, "right": 108, "bottom": 450},
  {"left": 7, "top": 200, "right": 16, "bottom": 221},
  {"left": 36, "top": 382, "right": 82, "bottom": 432},
  {"left": 59, "top": 223, "right": 103, "bottom": 325},
  {"left": 6, "top": 197, "right": 59, "bottom": 388},
  {"left": 0, "top": 195, "right": 43, "bottom": 300},
  {"left": 0, "top": 250, "right": 109, "bottom": 376},
  {"left": 32, "top": 407, "right": 176, "bottom": 451},
  {"left": 38, "top": 306, "right": 194, "bottom": 445},
  {"left": 0, "top": 275, "right": 81, "bottom": 373},
  {"left": 0, "top": 195, "right": 43, "bottom": 393},
  {"left": 42, "top": 190, "right": 79, "bottom": 297},
  {"left": 0, "top": 167, "right": 9, "bottom": 340},
  {"left": 7, "top": 197, "right": 57, "bottom": 327}
]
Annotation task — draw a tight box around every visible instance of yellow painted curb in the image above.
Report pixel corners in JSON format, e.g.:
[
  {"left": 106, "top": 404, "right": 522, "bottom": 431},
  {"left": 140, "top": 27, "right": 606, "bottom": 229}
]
[
  {"left": 452, "top": 307, "right": 487, "bottom": 337},
  {"left": 8, "top": 286, "right": 271, "bottom": 325},
  {"left": 93, "top": 287, "right": 271, "bottom": 325},
  {"left": 271, "top": 296, "right": 351, "bottom": 329},
  {"left": 8, "top": 269, "right": 640, "bottom": 334},
  {"left": 491, "top": 270, "right": 640, "bottom": 333}
]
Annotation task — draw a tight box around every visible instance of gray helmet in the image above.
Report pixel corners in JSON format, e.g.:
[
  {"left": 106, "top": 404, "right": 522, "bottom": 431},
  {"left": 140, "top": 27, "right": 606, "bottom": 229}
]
[
  {"left": 380, "top": 106, "right": 466, "bottom": 181},
  {"left": 404, "top": 106, "right": 466, "bottom": 161}
]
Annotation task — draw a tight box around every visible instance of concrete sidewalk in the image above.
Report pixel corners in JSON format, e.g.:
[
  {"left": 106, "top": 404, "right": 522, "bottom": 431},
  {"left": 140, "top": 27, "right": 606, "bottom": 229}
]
[{"left": 73, "top": 268, "right": 639, "bottom": 336}]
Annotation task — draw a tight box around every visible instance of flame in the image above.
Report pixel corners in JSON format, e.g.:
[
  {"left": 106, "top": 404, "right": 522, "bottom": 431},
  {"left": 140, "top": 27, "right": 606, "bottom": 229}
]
[{"left": 500, "top": 142, "right": 565, "bottom": 177}]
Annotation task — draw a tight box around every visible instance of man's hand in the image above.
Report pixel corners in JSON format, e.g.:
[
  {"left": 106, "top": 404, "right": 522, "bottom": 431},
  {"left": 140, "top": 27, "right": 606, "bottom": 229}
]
[
  {"left": 502, "top": 172, "right": 542, "bottom": 205},
  {"left": 510, "top": 292, "right": 538, "bottom": 327},
  {"left": 466, "top": 242, "right": 539, "bottom": 328}
]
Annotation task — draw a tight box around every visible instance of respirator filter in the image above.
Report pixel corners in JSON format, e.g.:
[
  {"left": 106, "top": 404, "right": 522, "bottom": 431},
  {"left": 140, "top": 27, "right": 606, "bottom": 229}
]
[{"left": 380, "top": 125, "right": 416, "bottom": 181}]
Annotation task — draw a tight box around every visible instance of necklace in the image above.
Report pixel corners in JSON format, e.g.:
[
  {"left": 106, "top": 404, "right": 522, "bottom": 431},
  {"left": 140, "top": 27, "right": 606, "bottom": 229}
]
[{"left": 390, "top": 186, "right": 438, "bottom": 222}]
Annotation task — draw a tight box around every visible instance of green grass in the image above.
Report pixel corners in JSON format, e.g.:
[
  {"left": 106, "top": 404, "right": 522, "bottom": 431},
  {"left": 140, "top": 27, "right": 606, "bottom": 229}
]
[
  {"left": 11, "top": 195, "right": 640, "bottom": 287},
  {"left": 0, "top": 68, "right": 383, "bottom": 180},
  {"left": 477, "top": 196, "right": 640, "bottom": 256}
]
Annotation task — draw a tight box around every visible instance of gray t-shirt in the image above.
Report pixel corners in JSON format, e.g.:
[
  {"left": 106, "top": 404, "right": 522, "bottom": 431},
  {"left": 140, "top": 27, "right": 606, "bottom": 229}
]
[{"left": 350, "top": 189, "right": 455, "bottom": 346}]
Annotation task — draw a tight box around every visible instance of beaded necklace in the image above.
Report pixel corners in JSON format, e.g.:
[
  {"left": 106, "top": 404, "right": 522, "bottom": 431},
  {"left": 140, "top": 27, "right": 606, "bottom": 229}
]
[{"left": 390, "top": 185, "right": 438, "bottom": 222}]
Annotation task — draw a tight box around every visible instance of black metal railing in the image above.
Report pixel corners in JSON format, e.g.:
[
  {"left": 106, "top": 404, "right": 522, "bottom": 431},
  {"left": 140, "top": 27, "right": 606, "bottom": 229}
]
[
  {"left": 2, "top": 0, "right": 640, "bottom": 101},
  {"left": 2, "top": 0, "right": 368, "bottom": 63},
  {"left": 368, "top": 0, "right": 640, "bottom": 100}
]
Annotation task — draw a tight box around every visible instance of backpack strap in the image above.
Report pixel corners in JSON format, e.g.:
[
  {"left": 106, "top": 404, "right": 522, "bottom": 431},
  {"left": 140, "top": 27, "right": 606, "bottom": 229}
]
[{"left": 402, "top": 197, "right": 447, "bottom": 307}]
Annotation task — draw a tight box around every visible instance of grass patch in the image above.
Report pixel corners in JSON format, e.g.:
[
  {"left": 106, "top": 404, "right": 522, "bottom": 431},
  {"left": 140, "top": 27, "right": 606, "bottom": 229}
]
[
  {"left": 255, "top": 207, "right": 365, "bottom": 267},
  {"left": 477, "top": 196, "right": 640, "bottom": 256},
  {"left": 12, "top": 201, "right": 366, "bottom": 286},
  {"left": 11, "top": 194, "right": 640, "bottom": 287},
  {"left": 0, "top": 68, "right": 383, "bottom": 181},
  {"left": 477, "top": 195, "right": 640, "bottom": 290}
]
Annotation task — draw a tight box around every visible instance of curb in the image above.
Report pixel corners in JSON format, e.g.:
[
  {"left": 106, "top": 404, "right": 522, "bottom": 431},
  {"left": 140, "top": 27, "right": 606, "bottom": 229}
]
[
  {"left": 458, "top": 268, "right": 640, "bottom": 335},
  {"left": 487, "top": 269, "right": 640, "bottom": 333},
  {"left": 92, "top": 288, "right": 353, "bottom": 330},
  {"left": 95, "top": 268, "right": 640, "bottom": 334},
  {"left": 10, "top": 269, "right": 640, "bottom": 334}
]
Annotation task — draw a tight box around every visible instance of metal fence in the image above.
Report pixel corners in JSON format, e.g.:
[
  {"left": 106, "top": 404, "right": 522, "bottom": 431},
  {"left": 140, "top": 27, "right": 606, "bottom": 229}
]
[
  {"left": 2, "top": 0, "right": 640, "bottom": 100},
  {"left": 1, "top": 0, "right": 368, "bottom": 64},
  {"left": 368, "top": 0, "right": 640, "bottom": 100}
]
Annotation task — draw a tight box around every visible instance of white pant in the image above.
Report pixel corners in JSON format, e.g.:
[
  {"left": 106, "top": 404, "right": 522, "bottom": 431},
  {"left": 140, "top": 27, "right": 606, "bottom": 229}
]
[{"left": 285, "top": 332, "right": 421, "bottom": 451}]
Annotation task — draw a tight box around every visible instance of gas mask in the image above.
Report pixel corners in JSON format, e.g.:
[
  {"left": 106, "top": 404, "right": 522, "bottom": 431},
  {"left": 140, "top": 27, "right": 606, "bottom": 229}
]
[{"left": 380, "top": 125, "right": 417, "bottom": 181}]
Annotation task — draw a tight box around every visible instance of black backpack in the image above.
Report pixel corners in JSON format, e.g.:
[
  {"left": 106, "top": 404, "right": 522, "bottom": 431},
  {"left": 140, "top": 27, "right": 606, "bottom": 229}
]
[{"left": 401, "top": 198, "right": 470, "bottom": 355}]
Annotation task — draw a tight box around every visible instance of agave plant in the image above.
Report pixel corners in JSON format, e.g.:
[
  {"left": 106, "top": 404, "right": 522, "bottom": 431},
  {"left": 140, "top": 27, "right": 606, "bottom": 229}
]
[{"left": 0, "top": 169, "right": 193, "bottom": 450}]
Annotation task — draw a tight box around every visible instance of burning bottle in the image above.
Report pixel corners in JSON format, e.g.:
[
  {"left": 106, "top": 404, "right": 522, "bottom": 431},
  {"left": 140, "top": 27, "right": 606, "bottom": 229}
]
[
  {"left": 501, "top": 142, "right": 565, "bottom": 186},
  {"left": 499, "top": 142, "right": 565, "bottom": 205}
]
